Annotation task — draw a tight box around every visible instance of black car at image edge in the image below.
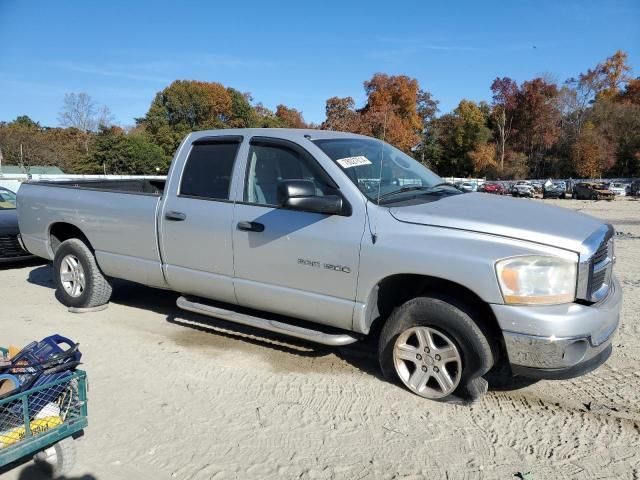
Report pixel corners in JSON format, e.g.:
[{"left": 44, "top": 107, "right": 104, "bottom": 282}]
[{"left": 0, "top": 186, "right": 35, "bottom": 262}]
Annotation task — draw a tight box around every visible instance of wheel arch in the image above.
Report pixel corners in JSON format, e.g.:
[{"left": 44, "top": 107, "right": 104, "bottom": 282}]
[
  {"left": 48, "top": 222, "right": 94, "bottom": 255},
  {"left": 362, "top": 273, "right": 506, "bottom": 360}
]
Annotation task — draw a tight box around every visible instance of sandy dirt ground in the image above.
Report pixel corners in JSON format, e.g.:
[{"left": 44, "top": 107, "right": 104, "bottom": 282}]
[{"left": 1, "top": 197, "right": 639, "bottom": 480}]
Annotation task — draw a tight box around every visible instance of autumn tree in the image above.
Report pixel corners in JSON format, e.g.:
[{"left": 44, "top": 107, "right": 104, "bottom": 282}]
[
  {"left": 140, "top": 80, "right": 233, "bottom": 156},
  {"left": 322, "top": 96, "right": 359, "bottom": 132},
  {"left": 571, "top": 121, "right": 613, "bottom": 178},
  {"left": 359, "top": 74, "right": 423, "bottom": 153},
  {"left": 618, "top": 78, "right": 640, "bottom": 105},
  {"left": 469, "top": 143, "right": 497, "bottom": 176},
  {"left": 590, "top": 100, "right": 640, "bottom": 176},
  {"left": 275, "top": 105, "right": 307, "bottom": 128},
  {"left": 511, "top": 78, "right": 561, "bottom": 177}
]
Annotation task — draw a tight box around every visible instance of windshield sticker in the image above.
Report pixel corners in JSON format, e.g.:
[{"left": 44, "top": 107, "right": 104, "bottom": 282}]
[{"left": 336, "top": 156, "right": 372, "bottom": 168}]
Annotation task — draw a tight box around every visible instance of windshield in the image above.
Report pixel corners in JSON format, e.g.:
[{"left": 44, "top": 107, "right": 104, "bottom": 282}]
[
  {"left": 0, "top": 189, "right": 17, "bottom": 210},
  {"left": 313, "top": 138, "right": 445, "bottom": 203}
]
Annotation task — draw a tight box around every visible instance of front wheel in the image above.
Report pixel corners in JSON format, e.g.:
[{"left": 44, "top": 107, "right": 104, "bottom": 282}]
[
  {"left": 379, "top": 296, "right": 494, "bottom": 400},
  {"left": 53, "top": 238, "right": 112, "bottom": 308}
]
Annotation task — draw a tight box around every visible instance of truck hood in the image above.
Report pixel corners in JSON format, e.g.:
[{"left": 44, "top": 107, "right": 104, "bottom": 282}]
[{"left": 389, "top": 193, "right": 603, "bottom": 252}]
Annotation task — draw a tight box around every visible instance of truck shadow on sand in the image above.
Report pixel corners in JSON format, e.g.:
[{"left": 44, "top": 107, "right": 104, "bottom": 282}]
[
  {"left": 27, "top": 264, "right": 534, "bottom": 393},
  {"left": 0, "top": 461, "right": 96, "bottom": 480},
  {"left": 26, "top": 264, "right": 385, "bottom": 381}
]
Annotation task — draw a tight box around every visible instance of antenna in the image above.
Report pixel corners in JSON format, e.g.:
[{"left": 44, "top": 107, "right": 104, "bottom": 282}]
[
  {"left": 368, "top": 108, "right": 389, "bottom": 245},
  {"left": 375, "top": 108, "right": 388, "bottom": 204}
]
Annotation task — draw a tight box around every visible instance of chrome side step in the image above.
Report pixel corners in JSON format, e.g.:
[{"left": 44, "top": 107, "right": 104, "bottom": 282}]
[{"left": 176, "top": 296, "right": 360, "bottom": 346}]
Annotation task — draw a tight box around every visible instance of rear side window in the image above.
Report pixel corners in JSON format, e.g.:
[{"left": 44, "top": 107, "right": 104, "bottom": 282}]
[{"left": 180, "top": 141, "right": 240, "bottom": 200}]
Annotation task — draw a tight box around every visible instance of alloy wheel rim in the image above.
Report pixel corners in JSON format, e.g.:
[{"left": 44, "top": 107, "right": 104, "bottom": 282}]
[
  {"left": 393, "top": 326, "right": 462, "bottom": 398},
  {"left": 60, "top": 254, "right": 86, "bottom": 298}
]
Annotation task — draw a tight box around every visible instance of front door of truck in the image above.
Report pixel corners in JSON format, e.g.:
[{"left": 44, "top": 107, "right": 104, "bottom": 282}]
[
  {"left": 160, "top": 136, "right": 242, "bottom": 304},
  {"left": 232, "top": 137, "right": 365, "bottom": 330}
]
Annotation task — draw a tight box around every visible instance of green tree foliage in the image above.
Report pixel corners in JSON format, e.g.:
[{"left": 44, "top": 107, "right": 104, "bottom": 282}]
[
  {"left": 0, "top": 116, "right": 49, "bottom": 169},
  {"left": 428, "top": 100, "right": 492, "bottom": 176},
  {"left": 227, "top": 88, "right": 258, "bottom": 128},
  {"left": 88, "top": 126, "right": 170, "bottom": 175}
]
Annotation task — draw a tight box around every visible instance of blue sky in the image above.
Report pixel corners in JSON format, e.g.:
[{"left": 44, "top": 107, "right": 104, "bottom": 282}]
[{"left": 1, "top": 0, "right": 638, "bottom": 127}]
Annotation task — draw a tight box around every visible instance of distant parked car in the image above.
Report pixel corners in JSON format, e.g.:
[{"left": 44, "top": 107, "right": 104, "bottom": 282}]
[
  {"left": 458, "top": 181, "right": 477, "bottom": 193},
  {"left": 0, "top": 186, "right": 36, "bottom": 263},
  {"left": 629, "top": 180, "right": 640, "bottom": 196},
  {"left": 608, "top": 182, "right": 627, "bottom": 196},
  {"left": 530, "top": 182, "right": 544, "bottom": 194},
  {"left": 543, "top": 182, "right": 567, "bottom": 199},
  {"left": 512, "top": 181, "right": 534, "bottom": 198},
  {"left": 482, "top": 182, "right": 507, "bottom": 195},
  {"left": 572, "top": 182, "right": 616, "bottom": 201}
]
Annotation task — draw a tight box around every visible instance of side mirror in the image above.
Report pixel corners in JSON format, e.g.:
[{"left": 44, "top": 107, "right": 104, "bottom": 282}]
[{"left": 277, "top": 180, "right": 343, "bottom": 215}]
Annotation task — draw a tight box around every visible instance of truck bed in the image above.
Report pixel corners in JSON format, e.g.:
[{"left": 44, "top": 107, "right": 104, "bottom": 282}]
[
  {"left": 28, "top": 178, "right": 166, "bottom": 196},
  {"left": 17, "top": 179, "right": 168, "bottom": 289}
]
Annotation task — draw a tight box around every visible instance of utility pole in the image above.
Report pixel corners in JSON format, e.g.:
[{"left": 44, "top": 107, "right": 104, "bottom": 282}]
[{"left": 0, "top": 146, "right": 3, "bottom": 175}]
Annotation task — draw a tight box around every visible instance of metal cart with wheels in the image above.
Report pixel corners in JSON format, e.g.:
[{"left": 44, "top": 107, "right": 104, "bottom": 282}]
[{"left": 0, "top": 347, "right": 88, "bottom": 478}]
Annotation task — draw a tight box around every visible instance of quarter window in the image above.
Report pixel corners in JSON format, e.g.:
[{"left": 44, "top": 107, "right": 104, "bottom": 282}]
[{"left": 180, "top": 141, "right": 240, "bottom": 200}]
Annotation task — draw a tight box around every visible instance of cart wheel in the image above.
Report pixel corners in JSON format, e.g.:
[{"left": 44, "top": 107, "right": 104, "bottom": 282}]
[{"left": 33, "top": 437, "right": 76, "bottom": 478}]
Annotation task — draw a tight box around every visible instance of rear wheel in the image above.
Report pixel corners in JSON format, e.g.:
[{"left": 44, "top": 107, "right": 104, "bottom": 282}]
[
  {"left": 53, "top": 238, "right": 112, "bottom": 308},
  {"left": 379, "top": 295, "right": 494, "bottom": 401}
]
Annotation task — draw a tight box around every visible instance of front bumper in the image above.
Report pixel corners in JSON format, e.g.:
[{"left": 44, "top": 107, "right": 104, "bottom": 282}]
[{"left": 491, "top": 277, "right": 622, "bottom": 379}]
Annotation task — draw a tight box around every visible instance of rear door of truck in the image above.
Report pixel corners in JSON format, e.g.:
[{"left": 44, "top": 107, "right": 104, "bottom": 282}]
[{"left": 159, "top": 135, "right": 243, "bottom": 304}]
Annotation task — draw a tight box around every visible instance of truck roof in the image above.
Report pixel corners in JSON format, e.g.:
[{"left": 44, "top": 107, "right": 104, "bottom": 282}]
[{"left": 184, "top": 128, "right": 373, "bottom": 143}]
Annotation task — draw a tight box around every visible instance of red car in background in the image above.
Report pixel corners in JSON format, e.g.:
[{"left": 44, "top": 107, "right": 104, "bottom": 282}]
[{"left": 482, "top": 182, "right": 507, "bottom": 195}]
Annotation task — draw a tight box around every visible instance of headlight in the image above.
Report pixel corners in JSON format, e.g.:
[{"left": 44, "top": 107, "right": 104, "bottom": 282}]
[{"left": 495, "top": 255, "right": 577, "bottom": 305}]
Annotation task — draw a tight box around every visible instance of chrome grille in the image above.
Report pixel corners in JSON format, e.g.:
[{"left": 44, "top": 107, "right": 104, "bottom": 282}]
[
  {"left": 588, "top": 237, "right": 614, "bottom": 302},
  {"left": 0, "top": 234, "right": 31, "bottom": 259},
  {"left": 591, "top": 240, "right": 609, "bottom": 266}
]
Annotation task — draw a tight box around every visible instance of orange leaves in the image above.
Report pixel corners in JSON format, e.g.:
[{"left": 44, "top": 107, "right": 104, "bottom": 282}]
[{"left": 571, "top": 122, "right": 612, "bottom": 178}]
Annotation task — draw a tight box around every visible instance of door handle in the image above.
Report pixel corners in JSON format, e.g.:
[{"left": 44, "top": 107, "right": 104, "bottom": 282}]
[
  {"left": 237, "top": 221, "right": 265, "bottom": 232},
  {"left": 165, "top": 211, "right": 187, "bottom": 221}
]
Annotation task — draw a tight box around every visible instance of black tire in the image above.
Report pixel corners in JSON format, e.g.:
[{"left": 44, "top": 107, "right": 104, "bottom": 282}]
[
  {"left": 33, "top": 437, "right": 77, "bottom": 478},
  {"left": 53, "top": 238, "right": 112, "bottom": 308},
  {"left": 379, "top": 295, "right": 494, "bottom": 401}
]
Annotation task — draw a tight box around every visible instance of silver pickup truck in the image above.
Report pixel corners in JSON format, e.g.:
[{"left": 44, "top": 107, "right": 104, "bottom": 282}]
[{"left": 17, "top": 129, "right": 622, "bottom": 401}]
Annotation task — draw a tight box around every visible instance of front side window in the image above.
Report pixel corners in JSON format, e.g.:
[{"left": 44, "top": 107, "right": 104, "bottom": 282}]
[
  {"left": 313, "top": 138, "right": 451, "bottom": 204},
  {"left": 180, "top": 141, "right": 240, "bottom": 200},
  {"left": 0, "top": 189, "right": 17, "bottom": 209},
  {"left": 245, "top": 142, "right": 335, "bottom": 206}
]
